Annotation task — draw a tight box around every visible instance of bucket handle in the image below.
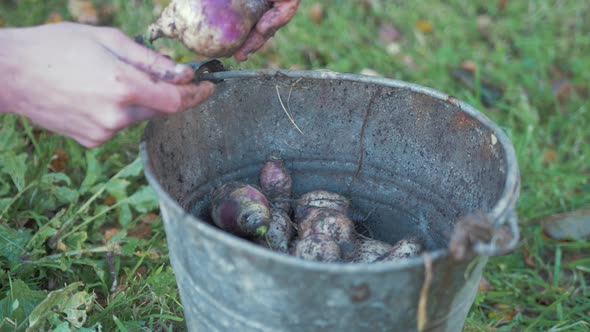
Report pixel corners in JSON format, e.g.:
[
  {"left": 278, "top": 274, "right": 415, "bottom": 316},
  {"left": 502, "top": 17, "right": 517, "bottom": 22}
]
[
  {"left": 473, "top": 211, "right": 520, "bottom": 257},
  {"left": 449, "top": 210, "right": 520, "bottom": 261}
]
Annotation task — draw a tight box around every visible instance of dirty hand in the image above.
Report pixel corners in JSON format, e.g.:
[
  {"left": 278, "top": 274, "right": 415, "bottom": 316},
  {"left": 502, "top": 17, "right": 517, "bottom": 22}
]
[
  {"left": 234, "top": 0, "right": 301, "bottom": 61},
  {"left": 0, "top": 22, "right": 214, "bottom": 148}
]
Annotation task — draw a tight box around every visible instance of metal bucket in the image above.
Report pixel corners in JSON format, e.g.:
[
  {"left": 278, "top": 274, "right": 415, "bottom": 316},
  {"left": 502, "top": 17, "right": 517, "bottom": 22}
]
[{"left": 140, "top": 70, "right": 520, "bottom": 332}]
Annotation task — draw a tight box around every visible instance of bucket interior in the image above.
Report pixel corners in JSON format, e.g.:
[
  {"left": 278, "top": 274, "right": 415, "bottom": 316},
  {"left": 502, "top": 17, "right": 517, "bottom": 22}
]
[{"left": 143, "top": 73, "right": 508, "bottom": 252}]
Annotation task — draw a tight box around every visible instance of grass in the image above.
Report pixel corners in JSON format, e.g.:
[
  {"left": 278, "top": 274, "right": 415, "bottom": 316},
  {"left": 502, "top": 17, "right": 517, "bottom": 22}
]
[{"left": 0, "top": 0, "right": 589, "bottom": 331}]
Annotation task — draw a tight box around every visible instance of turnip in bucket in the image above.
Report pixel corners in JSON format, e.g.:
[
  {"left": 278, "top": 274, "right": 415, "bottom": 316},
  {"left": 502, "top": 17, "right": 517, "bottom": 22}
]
[{"left": 147, "top": 0, "right": 270, "bottom": 57}]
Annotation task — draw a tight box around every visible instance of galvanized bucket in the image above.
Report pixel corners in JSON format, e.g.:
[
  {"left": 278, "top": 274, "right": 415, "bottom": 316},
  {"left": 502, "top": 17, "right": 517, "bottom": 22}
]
[{"left": 140, "top": 69, "right": 520, "bottom": 332}]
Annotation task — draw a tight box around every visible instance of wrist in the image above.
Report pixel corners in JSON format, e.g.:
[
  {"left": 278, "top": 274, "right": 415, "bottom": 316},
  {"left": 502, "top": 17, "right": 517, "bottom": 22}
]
[{"left": 0, "top": 28, "right": 25, "bottom": 115}]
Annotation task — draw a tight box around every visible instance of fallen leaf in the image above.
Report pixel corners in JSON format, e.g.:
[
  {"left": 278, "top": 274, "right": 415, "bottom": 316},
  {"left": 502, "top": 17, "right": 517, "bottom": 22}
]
[
  {"left": 103, "top": 227, "right": 121, "bottom": 243},
  {"left": 103, "top": 195, "right": 117, "bottom": 206},
  {"left": 523, "top": 248, "right": 536, "bottom": 267},
  {"left": 98, "top": 4, "right": 116, "bottom": 24},
  {"left": 488, "top": 304, "right": 516, "bottom": 321},
  {"left": 461, "top": 60, "right": 477, "bottom": 73},
  {"left": 541, "top": 207, "right": 590, "bottom": 241},
  {"left": 498, "top": 0, "right": 508, "bottom": 11},
  {"left": 128, "top": 224, "right": 152, "bottom": 239},
  {"left": 49, "top": 149, "right": 68, "bottom": 172},
  {"left": 309, "top": 3, "right": 324, "bottom": 25},
  {"left": 360, "top": 69, "right": 380, "bottom": 77},
  {"left": 476, "top": 15, "right": 492, "bottom": 34},
  {"left": 68, "top": 0, "right": 99, "bottom": 25},
  {"left": 45, "top": 12, "right": 63, "bottom": 24},
  {"left": 543, "top": 149, "right": 558, "bottom": 165},
  {"left": 385, "top": 42, "right": 401, "bottom": 56},
  {"left": 479, "top": 277, "right": 494, "bottom": 292},
  {"left": 0, "top": 18, "right": 4, "bottom": 27},
  {"left": 56, "top": 239, "right": 68, "bottom": 253},
  {"left": 416, "top": 19, "right": 433, "bottom": 34},
  {"left": 379, "top": 23, "right": 402, "bottom": 44},
  {"left": 141, "top": 212, "right": 158, "bottom": 224}
]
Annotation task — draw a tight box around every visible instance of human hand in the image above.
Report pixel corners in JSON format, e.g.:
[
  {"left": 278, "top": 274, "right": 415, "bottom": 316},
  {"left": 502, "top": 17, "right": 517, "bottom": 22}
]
[
  {"left": 0, "top": 22, "right": 214, "bottom": 148},
  {"left": 234, "top": 0, "right": 301, "bottom": 61}
]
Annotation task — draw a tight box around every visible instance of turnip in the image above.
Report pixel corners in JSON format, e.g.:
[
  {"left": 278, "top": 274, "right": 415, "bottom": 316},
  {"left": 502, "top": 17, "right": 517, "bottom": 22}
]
[
  {"left": 298, "top": 207, "right": 356, "bottom": 259},
  {"left": 210, "top": 181, "right": 271, "bottom": 237},
  {"left": 376, "top": 237, "right": 423, "bottom": 263},
  {"left": 294, "top": 233, "right": 342, "bottom": 262},
  {"left": 258, "top": 208, "right": 295, "bottom": 253},
  {"left": 147, "top": 0, "right": 270, "bottom": 58},
  {"left": 350, "top": 237, "right": 395, "bottom": 264},
  {"left": 294, "top": 190, "right": 351, "bottom": 223},
  {"left": 259, "top": 153, "right": 292, "bottom": 213}
]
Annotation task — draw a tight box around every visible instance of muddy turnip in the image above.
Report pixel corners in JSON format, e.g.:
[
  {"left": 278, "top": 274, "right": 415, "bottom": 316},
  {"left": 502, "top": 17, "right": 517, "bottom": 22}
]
[
  {"left": 258, "top": 208, "right": 295, "bottom": 253},
  {"left": 294, "top": 233, "right": 342, "bottom": 262},
  {"left": 210, "top": 181, "right": 271, "bottom": 237},
  {"left": 350, "top": 237, "right": 395, "bottom": 263},
  {"left": 259, "top": 153, "right": 292, "bottom": 213},
  {"left": 376, "top": 237, "right": 423, "bottom": 263},
  {"left": 298, "top": 207, "right": 356, "bottom": 259},
  {"left": 294, "top": 190, "right": 351, "bottom": 223},
  {"left": 147, "top": 0, "right": 271, "bottom": 58}
]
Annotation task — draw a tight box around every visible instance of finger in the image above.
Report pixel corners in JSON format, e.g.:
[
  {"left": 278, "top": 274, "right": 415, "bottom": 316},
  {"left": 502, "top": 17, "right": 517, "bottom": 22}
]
[
  {"left": 234, "top": 33, "right": 268, "bottom": 62},
  {"left": 119, "top": 65, "right": 215, "bottom": 114},
  {"left": 257, "top": 0, "right": 300, "bottom": 35},
  {"left": 97, "top": 28, "right": 195, "bottom": 84}
]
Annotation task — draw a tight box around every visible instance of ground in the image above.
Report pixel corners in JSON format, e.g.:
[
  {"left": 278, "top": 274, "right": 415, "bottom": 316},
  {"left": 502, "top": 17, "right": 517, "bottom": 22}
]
[{"left": 0, "top": 0, "right": 588, "bottom": 331}]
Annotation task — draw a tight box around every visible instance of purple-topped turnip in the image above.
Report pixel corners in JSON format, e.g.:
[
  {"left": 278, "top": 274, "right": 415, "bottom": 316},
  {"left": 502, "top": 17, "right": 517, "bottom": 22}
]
[
  {"left": 259, "top": 152, "right": 292, "bottom": 213},
  {"left": 148, "top": 0, "right": 271, "bottom": 57},
  {"left": 210, "top": 181, "right": 271, "bottom": 237}
]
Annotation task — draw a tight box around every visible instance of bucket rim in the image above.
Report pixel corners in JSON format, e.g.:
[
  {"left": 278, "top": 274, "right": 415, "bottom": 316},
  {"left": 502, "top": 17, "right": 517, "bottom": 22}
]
[{"left": 139, "top": 69, "right": 520, "bottom": 272}]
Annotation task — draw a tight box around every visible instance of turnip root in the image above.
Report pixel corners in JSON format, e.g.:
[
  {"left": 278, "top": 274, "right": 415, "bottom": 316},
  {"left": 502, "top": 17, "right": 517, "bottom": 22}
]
[
  {"left": 294, "top": 190, "right": 351, "bottom": 223},
  {"left": 259, "top": 153, "right": 292, "bottom": 213},
  {"left": 210, "top": 182, "right": 271, "bottom": 237},
  {"left": 298, "top": 208, "right": 356, "bottom": 259},
  {"left": 294, "top": 233, "right": 342, "bottom": 262},
  {"left": 258, "top": 208, "right": 295, "bottom": 253},
  {"left": 350, "top": 237, "right": 395, "bottom": 263},
  {"left": 376, "top": 238, "right": 423, "bottom": 263},
  {"left": 147, "top": 0, "right": 270, "bottom": 58}
]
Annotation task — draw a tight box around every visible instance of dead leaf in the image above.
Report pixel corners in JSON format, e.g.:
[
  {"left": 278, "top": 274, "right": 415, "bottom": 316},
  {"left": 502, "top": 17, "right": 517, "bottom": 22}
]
[
  {"left": 461, "top": 60, "right": 477, "bottom": 73},
  {"left": 103, "top": 195, "right": 117, "bottom": 206},
  {"left": 102, "top": 227, "right": 121, "bottom": 243},
  {"left": 360, "top": 69, "right": 380, "bottom": 77},
  {"left": 416, "top": 19, "right": 433, "bottom": 34},
  {"left": 141, "top": 213, "right": 158, "bottom": 224},
  {"left": 523, "top": 248, "right": 536, "bottom": 267},
  {"left": 49, "top": 149, "right": 68, "bottom": 172},
  {"left": 379, "top": 23, "right": 402, "bottom": 44},
  {"left": 0, "top": 18, "right": 4, "bottom": 27},
  {"left": 479, "top": 277, "right": 494, "bottom": 292},
  {"left": 68, "top": 0, "right": 99, "bottom": 25},
  {"left": 543, "top": 149, "right": 558, "bottom": 165},
  {"left": 56, "top": 239, "right": 67, "bottom": 253},
  {"left": 488, "top": 304, "right": 516, "bottom": 321},
  {"left": 309, "top": 3, "right": 324, "bottom": 25},
  {"left": 498, "top": 0, "right": 508, "bottom": 11},
  {"left": 541, "top": 207, "right": 590, "bottom": 241},
  {"left": 98, "top": 4, "right": 116, "bottom": 24},
  {"left": 385, "top": 42, "right": 401, "bottom": 56},
  {"left": 45, "top": 12, "right": 63, "bottom": 24},
  {"left": 128, "top": 224, "right": 152, "bottom": 239}
]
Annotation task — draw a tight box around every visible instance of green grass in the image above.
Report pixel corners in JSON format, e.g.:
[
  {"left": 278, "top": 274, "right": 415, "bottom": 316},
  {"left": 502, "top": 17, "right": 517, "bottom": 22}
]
[{"left": 1, "top": 0, "right": 589, "bottom": 331}]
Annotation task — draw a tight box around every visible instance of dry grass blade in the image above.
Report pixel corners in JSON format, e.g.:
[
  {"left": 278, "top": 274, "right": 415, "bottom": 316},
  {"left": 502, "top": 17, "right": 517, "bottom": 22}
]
[
  {"left": 418, "top": 252, "right": 433, "bottom": 332},
  {"left": 275, "top": 85, "right": 304, "bottom": 135}
]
